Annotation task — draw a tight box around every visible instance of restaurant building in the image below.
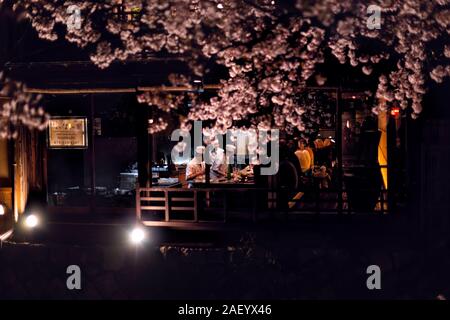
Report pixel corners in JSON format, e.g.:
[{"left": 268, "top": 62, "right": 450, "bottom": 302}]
[
  {"left": 1, "top": 57, "right": 409, "bottom": 228},
  {"left": 1, "top": 3, "right": 449, "bottom": 237}
]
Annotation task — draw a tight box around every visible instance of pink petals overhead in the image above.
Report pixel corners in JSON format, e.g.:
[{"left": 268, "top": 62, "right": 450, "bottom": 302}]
[{"left": 2, "top": 0, "right": 449, "bottom": 135}]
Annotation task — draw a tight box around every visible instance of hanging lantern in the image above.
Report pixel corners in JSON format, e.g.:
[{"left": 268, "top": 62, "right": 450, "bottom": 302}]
[{"left": 390, "top": 106, "right": 401, "bottom": 119}]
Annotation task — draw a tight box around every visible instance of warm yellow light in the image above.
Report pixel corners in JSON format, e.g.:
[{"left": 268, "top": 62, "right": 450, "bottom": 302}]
[
  {"left": 0, "top": 204, "right": 5, "bottom": 216},
  {"left": 378, "top": 111, "right": 388, "bottom": 190}
]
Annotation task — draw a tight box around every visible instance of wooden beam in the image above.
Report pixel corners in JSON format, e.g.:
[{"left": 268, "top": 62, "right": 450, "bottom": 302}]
[
  {"left": 141, "top": 220, "right": 227, "bottom": 230},
  {"left": 23, "top": 86, "right": 373, "bottom": 102},
  {"left": 137, "top": 84, "right": 221, "bottom": 92},
  {"left": 23, "top": 85, "right": 222, "bottom": 94},
  {"left": 25, "top": 88, "right": 136, "bottom": 94}
]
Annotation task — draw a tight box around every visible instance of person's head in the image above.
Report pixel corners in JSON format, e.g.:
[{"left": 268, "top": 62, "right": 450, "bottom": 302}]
[
  {"left": 298, "top": 138, "right": 306, "bottom": 150},
  {"left": 287, "top": 139, "right": 295, "bottom": 151},
  {"left": 195, "top": 146, "right": 205, "bottom": 158}
]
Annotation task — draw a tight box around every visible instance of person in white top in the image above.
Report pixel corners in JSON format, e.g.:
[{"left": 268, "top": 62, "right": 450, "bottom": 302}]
[
  {"left": 186, "top": 146, "right": 206, "bottom": 186},
  {"left": 209, "top": 147, "right": 227, "bottom": 181}
]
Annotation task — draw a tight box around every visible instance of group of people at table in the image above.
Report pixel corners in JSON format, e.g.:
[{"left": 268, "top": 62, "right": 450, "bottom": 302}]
[
  {"left": 185, "top": 146, "right": 225, "bottom": 185},
  {"left": 184, "top": 145, "right": 254, "bottom": 187},
  {"left": 184, "top": 137, "right": 333, "bottom": 189},
  {"left": 284, "top": 137, "right": 334, "bottom": 190}
]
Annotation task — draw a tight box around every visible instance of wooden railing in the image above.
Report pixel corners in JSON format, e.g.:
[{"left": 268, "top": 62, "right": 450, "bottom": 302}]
[
  {"left": 136, "top": 187, "right": 199, "bottom": 222},
  {"left": 136, "top": 186, "right": 391, "bottom": 227}
]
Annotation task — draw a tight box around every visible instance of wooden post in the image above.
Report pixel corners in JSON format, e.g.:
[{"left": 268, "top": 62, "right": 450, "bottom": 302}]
[
  {"left": 149, "top": 132, "right": 153, "bottom": 188},
  {"left": 148, "top": 107, "right": 153, "bottom": 189},
  {"left": 10, "top": 137, "right": 16, "bottom": 221},
  {"left": 164, "top": 190, "right": 170, "bottom": 222},
  {"left": 336, "top": 87, "right": 343, "bottom": 215},
  {"left": 283, "top": 187, "right": 289, "bottom": 221},
  {"left": 137, "top": 98, "right": 151, "bottom": 188},
  {"left": 136, "top": 183, "right": 141, "bottom": 220},
  {"left": 89, "top": 94, "right": 96, "bottom": 213},
  {"left": 194, "top": 190, "right": 198, "bottom": 222},
  {"left": 41, "top": 131, "right": 49, "bottom": 204}
]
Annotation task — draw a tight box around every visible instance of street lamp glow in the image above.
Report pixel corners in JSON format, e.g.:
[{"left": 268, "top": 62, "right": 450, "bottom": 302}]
[
  {"left": 25, "top": 214, "right": 39, "bottom": 228},
  {"left": 129, "top": 227, "right": 146, "bottom": 244}
]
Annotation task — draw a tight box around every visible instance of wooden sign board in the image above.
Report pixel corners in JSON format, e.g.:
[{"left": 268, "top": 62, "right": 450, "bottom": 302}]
[{"left": 48, "top": 117, "right": 88, "bottom": 149}]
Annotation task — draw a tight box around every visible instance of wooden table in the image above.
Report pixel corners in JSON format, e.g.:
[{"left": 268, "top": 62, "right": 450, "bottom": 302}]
[
  {"left": 191, "top": 179, "right": 255, "bottom": 188},
  {"left": 152, "top": 182, "right": 182, "bottom": 188}
]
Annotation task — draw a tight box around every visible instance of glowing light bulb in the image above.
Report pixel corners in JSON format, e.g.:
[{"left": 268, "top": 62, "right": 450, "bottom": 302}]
[
  {"left": 129, "top": 227, "right": 146, "bottom": 244},
  {"left": 25, "top": 214, "right": 39, "bottom": 228}
]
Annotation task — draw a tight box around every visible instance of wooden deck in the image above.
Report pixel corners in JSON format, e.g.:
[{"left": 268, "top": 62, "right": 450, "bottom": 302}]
[{"left": 136, "top": 186, "right": 389, "bottom": 227}]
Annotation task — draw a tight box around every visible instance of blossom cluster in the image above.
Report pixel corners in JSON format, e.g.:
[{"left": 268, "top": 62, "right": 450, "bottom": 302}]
[
  {"left": 4, "top": 0, "right": 450, "bottom": 135},
  {"left": 0, "top": 73, "right": 49, "bottom": 139}
]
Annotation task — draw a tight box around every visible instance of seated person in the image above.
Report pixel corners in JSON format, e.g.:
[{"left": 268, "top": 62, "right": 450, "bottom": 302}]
[
  {"left": 239, "top": 164, "right": 254, "bottom": 177},
  {"left": 306, "top": 140, "right": 315, "bottom": 167},
  {"left": 186, "top": 146, "right": 206, "bottom": 186},
  {"left": 209, "top": 147, "right": 227, "bottom": 181},
  {"left": 313, "top": 165, "right": 331, "bottom": 189},
  {"left": 295, "top": 138, "right": 312, "bottom": 174}
]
